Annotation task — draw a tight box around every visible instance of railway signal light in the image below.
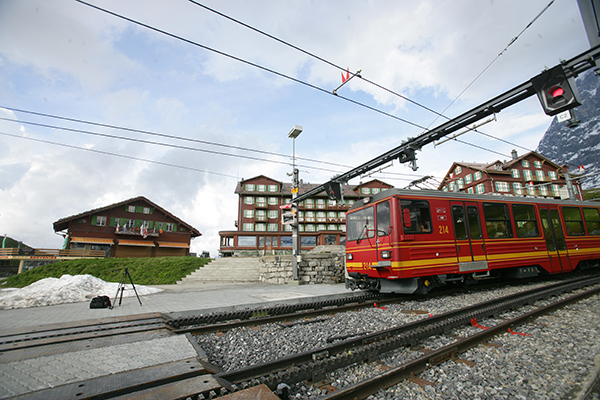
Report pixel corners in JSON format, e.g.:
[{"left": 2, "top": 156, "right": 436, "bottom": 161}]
[
  {"left": 324, "top": 181, "right": 342, "bottom": 201},
  {"left": 281, "top": 203, "right": 298, "bottom": 226},
  {"left": 531, "top": 65, "right": 581, "bottom": 116}
]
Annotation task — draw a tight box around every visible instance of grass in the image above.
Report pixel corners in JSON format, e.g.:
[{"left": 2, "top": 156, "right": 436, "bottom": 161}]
[
  {"left": 1, "top": 257, "right": 212, "bottom": 288},
  {"left": 583, "top": 187, "right": 600, "bottom": 201}
]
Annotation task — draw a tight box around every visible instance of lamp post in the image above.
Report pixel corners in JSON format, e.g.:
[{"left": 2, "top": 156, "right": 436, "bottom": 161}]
[{"left": 288, "top": 125, "right": 302, "bottom": 281}]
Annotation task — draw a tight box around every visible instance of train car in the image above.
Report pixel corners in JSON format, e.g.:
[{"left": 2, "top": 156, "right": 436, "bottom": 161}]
[{"left": 344, "top": 189, "right": 600, "bottom": 294}]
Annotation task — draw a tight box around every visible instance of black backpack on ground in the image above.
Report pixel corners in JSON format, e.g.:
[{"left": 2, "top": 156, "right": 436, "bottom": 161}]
[{"left": 89, "top": 295, "right": 111, "bottom": 309}]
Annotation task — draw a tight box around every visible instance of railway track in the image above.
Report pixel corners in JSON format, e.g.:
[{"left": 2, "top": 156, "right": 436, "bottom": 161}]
[{"left": 1, "top": 274, "right": 598, "bottom": 399}]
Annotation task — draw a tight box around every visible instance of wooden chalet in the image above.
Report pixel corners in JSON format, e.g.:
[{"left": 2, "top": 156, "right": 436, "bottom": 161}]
[
  {"left": 438, "top": 150, "right": 584, "bottom": 200},
  {"left": 53, "top": 196, "right": 201, "bottom": 258}
]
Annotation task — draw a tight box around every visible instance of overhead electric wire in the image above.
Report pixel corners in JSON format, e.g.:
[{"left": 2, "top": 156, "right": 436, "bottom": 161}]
[
  {"left": 184, "top": 0, "right": 552, "bottom": 162},
  {"left": 0, "top": 131, "right": 237, "bottom": 178},
  {"left": 0, "top": 106, "right": 427, "bottom": 179},
  {"left": 0, "top": 116, "right": 345, "bottom": 174},
  {"left": 74, "top": 0, "right": 427, "bottom": 131}
]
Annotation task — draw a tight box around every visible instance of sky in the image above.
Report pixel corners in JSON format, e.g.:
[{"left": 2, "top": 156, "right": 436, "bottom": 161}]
[{"left": 0, "top": 0, "right": 593, "bottom": 257}]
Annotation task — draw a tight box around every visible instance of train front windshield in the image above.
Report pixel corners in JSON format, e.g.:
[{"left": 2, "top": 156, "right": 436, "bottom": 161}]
[{"left": 347, "top": 206, "right": 375, "bottom": 242}]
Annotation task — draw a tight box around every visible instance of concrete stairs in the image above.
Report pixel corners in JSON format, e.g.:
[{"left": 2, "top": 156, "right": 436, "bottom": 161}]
[{"left": 176, "top": 257, "right": 261, "bottom": 284}]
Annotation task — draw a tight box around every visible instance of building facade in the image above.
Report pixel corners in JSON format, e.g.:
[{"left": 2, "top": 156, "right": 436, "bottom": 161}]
[
  {"left": 219, "top": 175, "right": 393, "bottom": 257},
  {"left": 53, "top": 196, "right": 201, "bottom": 258},
  {"left": 438, "top": 150, "right": 583, "bottom": 200}
]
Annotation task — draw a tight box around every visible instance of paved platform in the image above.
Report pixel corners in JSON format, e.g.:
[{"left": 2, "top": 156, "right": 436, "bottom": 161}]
[
  {"left": 0, "top": 282, "right": 352, "bottom": 399},
  {"left": 0, "top": 282, "right": 351, "bottom": 330}
]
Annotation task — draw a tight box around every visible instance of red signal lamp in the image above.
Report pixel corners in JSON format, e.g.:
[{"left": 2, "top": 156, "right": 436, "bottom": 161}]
[{"left": 549, "top": 86, "right": 565, "bottom": 98}]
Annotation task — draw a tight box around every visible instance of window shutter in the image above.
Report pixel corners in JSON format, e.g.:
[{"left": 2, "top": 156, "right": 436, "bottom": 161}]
[
  {"left": 135, "top": 219, "right": 141, "bottom": 227},
  {"left": 150, "top": 208, "right": 154, "bottom": 214},
  {"left": 109, "top": 217, "right": 116, "bottom": 227},
  {"left": 91, "top": 216, "right": 97, "bottom": 226},
  {"left": 149, "top": 221, "right": 154, "bottom": 229},
  {"left": 120, "top": 218, "right": 126, "bottom": 226},
  {"left": 136, "top": 206, "right": 143, "bottom": 213},
  {"left": 173, "top": 223, "right": 178, "bottom": 232}
]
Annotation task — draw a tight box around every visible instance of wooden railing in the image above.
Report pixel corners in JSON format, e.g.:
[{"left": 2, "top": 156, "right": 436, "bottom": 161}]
[{"left": 0, "top": 248, "right": 106, "bottom": 258}]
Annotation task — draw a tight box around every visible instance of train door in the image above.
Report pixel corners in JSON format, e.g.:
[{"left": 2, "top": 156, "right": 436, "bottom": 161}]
[
  {"left": 539, "top": 207, "right": 570, "bottom": 272},
  {"left": 451, "top": 201, "right": 488, "bottom": 273},
  {"left": 375, "top": 200, "right": 392, "bottom": 266}
]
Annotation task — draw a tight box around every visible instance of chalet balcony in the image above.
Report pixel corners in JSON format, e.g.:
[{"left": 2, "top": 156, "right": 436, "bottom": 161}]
[{"left": 115, "top": 227, "right": 159, "bottom": 237}]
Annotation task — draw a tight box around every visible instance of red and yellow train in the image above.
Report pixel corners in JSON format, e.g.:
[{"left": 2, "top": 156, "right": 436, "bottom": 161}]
[{"left": 344, "top": 189, "right": 600, "bottom": 294}]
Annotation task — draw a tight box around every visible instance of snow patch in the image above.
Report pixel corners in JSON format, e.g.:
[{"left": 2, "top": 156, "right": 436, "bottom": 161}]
[{"left": 0, "top": 274, "right": 163, "bottom": 309}]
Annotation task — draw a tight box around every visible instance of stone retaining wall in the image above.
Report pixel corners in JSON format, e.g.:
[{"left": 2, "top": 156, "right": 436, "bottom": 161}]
[{"left": 259, "top": 246, "right": 345, "bottom": 284}]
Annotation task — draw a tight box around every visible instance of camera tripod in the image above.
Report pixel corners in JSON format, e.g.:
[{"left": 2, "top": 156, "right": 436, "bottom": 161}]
[{"left": 111, "top": 268, "right": 142, "bottom": 309}]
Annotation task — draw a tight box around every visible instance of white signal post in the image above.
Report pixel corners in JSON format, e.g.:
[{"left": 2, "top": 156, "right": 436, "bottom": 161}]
[{"left": 288, "top": 125, "right": 302, "bottom": 281}]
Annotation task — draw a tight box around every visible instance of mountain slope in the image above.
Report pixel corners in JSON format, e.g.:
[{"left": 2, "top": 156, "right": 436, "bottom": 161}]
[{"left": 537, "top": 69, "right": 600, "bottom": 189}]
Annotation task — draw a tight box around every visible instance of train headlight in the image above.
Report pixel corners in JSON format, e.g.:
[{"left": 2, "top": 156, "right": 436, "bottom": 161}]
[
  {"left": 381, "top": 250, "right": 391, "bottom": 259},
  {"left": 346, "top": 253, "right": 353, "bottom": 260}
]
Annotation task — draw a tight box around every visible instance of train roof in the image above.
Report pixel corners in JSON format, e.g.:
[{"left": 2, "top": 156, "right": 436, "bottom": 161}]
[{"left": 347, "top": 188, "right": 599, "bottom": 212}]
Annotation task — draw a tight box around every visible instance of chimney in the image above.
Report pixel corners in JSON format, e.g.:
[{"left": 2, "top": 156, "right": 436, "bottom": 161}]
[{"left": 511, "top": 149, "right": 518, "bottom": 160}]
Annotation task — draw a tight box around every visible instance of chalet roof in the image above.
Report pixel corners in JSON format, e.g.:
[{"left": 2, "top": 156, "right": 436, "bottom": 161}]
[{"left": 53, "top": 196, "right": 201, "bottom": 237}]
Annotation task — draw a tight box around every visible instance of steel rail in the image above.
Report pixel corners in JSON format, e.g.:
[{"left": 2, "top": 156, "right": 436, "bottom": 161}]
[
  {"left": 215, "top": 275, "right": 600, "bottom": 392},
  {"left": 321, "top": 283, "right": 600, "bottom": 399}
]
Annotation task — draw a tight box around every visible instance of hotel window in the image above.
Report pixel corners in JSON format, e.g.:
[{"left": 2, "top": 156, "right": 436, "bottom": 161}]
[
  {"left": 467, "top": 187, "right": 474, "bottom": 194},
  {"left": 95, "top": 216, "right": 107, "bottom": 226},
  {"left": 523, "top": 170, "right": 533, "bottom": 181},
  {"left": 268, "top": 184, "right": 278, "bottom": 192},
  {"left": 268, "top": 210, "right": 278, "bottom": 219},
  {"left": 361, "top": 187, "right": 370, "bottom": 195},
  {"left": 257, "top": 184, "right": 266, "bottom": 192},
  {"left": 539, "top": 185, "right": 549, "bottom": 196},
  {"left": 128, "top": 205, "right": 136, "bottom": 213},
  {"left": 474, "top": 171, "right": 482, "bottom": 181},
  {"left": 339, "top": 211, "right": 346, "bottom": 219},
  {"left": 255, "top": 223, "right": 266, "bottom": 232},
  {"left": 522, "top": 160, "right": 530, "bottom": 168},
  {"left": 305, "top": 199, "right": 314, "bottom": 208},
  {"left": 327, "top": 211, "right": 337, "bottom": 219},
  {"left": 534, "top": 160, "right": 542, "bottom": 168},
  {"left": 455, "top": 166, "right": 462, "bottom": 175},
  {"left": 495, "top": 182, "right": 510, "bottom": 192},
  {"left": 268, "top": 197, "right": 278, "bottom": 205},
  {"left": 548, "top": 171, "right": 558, "bottom": 180},
  {"left": 527, "top": 185, "right": 536, "bottom": 196},
  {"left": 306, "top": 211, "right": 315, "bottom": 222},
  {"left": 143, "top": 207, "right": 151, "bottom": 214},
  {"left": 306, "top": 224, "right": 315, "bottom": 232},
  {"left": 328, "top": 199, "right": 336, "bottom": 207},
  {"left": 513, "top": 182, "right": 523, "bottom": 195},
  {"left": 371, "top": 188, "right": 380, "bottom": 194},
  {"left": 243, "top": 223, "right": 254, "bottom": 231},
  {"left": 552, "top": 184, "right": 560, "bottom": 196},
  {"left": 317, "top": 224, "right": 326, "bottom": 231},
  {"left": 328, "top": 224, "right": 337, "bottom": 230},
  {"left": 126, "top": 219, "right": 136, "bottom": 229},
  {"left": 465, "top": 174, "right": 473, "bottom": 184},
  {"left": 244, "top": 196, "right": 254, "bottom": 205},
  {"left": 476, "top": 184, "right": 485, "bottom": 194},
  {"left": 256, "top": 210, "right": 266, "bottom": 220},
  {"left": 284, "top": 224, "right": 292, "bottom": 232},
  {"left": 317, "top": 211, "right": 326, "bottom": 222},
  {"left": 317, "top": 199, "right": 326, "bottom": 208},
  {"left": 268, "top": 223, "right": 278, "bottom": 232},
  {"left": 243, "top": 210, "right": 254, "bottom": 218},
  {"left": 511, "top": 169, "right": 520, "bottom": 178},
  {"left": 256, "top": 197, "right": 266, "bottom": 205},
  {"left": 457, "top": 178, "right": 464, "bottom": 189},
  {"left": 536, "top": 170, "right": 545, "bottom": 181},
  {"left": 165, "top": 222, "right": 174, "bottom": 232},
  {"left": 340, "top": 224, "right": 347, "bottom": 232},
  {"left": 245, "top": 184, "right": 255, "bottom": 191},
  {"left": 298, "top": 224, "right": 305, "bottom": 232}
]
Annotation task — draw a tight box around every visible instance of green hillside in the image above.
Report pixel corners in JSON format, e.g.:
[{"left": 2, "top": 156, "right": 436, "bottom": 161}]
[{"left": 1, "top": 257, "right": 211, "bottom": 288}]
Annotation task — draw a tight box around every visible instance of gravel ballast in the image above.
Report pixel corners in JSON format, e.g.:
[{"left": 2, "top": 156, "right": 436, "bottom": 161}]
[{"left": 195, "top": 279, "right": 600, "bottom": 399}]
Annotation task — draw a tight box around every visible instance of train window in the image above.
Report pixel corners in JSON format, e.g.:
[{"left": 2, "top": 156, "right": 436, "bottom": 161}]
[
  {"left": 483, "top": 203, "right": 513, "bottom": 238},
  {"left": 400, "top": 200, "right": 432, "bottom": 234},
  {"left": 583, "top": 208, "right": 600, "bottom": 235},
  {"left": 562, "top": 207, "right": 585, "bottom": 236},
  {"left": 346, "top": 206, "right": 375, "bottom": 242},
  {"left": 452, "top": 206, "right": 467, "bottom": 240},
  {"left": 376, "top": 201, "right": 391, "bottom": 237},
  {"left": 467, "top": 206, "right": 482, "bottom": 239},
  {"left": 512, "top": 204, "right": 540, "bottom": 238}
]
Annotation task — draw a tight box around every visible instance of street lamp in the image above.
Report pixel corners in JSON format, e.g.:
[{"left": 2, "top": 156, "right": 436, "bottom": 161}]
[{"left": 288, "top": 125, "right": 302, "bottom": 281}]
